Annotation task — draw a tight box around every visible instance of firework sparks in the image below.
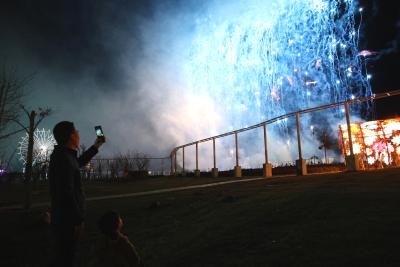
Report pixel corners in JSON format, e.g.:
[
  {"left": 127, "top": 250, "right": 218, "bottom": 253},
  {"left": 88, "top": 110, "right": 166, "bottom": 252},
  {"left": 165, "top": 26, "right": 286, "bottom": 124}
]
[{"left": 188, "top": 0, "right": 372, "bottom": 129}]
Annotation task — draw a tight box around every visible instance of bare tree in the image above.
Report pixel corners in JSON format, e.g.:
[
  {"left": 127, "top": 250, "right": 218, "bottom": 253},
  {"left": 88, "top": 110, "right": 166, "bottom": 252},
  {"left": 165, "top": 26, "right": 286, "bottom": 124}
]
[
  {"left": 0, "top": 66, "right": 52, "bottom": 208},
  {"left": 133, "top": 151, "right": 150, "bottom": 171},
  {"left": 113, "top": 150, "right": 150, "bottom": 175},
  {"left": 317, "top": 128, "right": 336, "bottom": 164},
  {"left": 115, "top": 151, "right": 135, "bottom": 176},
  {"left": 0, "top": 67, "right": 29, "bottom": 140},
  {"left": 13, "top": 106, "right": 52, "bottom": 209},
  {"left": 114, "top": 154, "right": 126, "bottom": 177}
]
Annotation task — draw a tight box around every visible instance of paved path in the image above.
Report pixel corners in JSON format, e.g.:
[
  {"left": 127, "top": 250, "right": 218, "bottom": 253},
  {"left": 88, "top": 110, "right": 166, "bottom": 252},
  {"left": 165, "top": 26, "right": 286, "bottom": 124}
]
[
  {"left": 0, "top": 177, "right": 268, "bottom": 211},
  {"left": 1, "top": 171, "right": 341, "bottom": 211}
]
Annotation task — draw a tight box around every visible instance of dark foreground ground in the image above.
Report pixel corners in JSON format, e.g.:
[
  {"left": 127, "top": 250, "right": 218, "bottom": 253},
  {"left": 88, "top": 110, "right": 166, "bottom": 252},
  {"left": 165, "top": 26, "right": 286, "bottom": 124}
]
[{"left": 1, "top": 168, "right": 400, "bottom": 266}]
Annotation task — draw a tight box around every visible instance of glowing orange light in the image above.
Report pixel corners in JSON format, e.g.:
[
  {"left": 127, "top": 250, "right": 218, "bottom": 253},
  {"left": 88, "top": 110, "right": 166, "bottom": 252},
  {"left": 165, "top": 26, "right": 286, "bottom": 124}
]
[{"left": 339, "top": 117, "right": 400, "bottom": 166}]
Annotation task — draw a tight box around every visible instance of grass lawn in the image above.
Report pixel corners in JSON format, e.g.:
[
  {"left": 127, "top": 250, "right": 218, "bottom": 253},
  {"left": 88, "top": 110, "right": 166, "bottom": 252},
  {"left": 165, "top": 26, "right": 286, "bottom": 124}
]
[
  {"left": 1, "top": 168, "right": 400, "bottom": 266},
  {"left": 0, "top": 176, "right": 239, "bottom": 207}
]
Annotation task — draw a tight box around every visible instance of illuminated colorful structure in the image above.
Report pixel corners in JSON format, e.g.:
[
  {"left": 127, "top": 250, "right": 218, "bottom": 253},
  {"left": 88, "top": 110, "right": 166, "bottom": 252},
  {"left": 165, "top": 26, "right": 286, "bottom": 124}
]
[{"left": 339, "top": 118, "right": 400, "bottom": 168}]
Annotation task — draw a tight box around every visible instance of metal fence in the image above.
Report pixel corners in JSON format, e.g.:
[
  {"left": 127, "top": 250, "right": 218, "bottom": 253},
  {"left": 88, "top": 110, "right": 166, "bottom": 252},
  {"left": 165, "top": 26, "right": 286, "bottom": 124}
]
[
  {"left": 20, "top": 157, "right": 171, "bottom": 183},
  {"left": 170, "top": 89, "right": 400, "bottom": 177},
  {"left": 82, "top": 157, "right": 171, "bottom": 180}
]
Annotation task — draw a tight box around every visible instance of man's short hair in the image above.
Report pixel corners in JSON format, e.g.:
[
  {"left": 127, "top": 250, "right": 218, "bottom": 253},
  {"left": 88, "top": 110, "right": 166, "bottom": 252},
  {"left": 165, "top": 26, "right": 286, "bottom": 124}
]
[
  {"left": 98, "top": 211, "right": 120, "bottom": 236},
  {"left": 53, "top": 121, "right": 75, "bottom": 146}
]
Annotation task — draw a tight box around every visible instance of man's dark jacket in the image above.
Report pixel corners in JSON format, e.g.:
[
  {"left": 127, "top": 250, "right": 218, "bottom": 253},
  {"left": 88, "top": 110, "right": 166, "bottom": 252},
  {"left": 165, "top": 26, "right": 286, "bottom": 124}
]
[{"left": 49, "top": 145, "right": 98, "bottom": 227}]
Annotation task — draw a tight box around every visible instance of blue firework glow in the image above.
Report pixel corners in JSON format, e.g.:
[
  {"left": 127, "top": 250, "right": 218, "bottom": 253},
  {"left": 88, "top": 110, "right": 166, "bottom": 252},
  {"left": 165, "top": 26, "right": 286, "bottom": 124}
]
[{"left": 187, "top": 0, "right": 372, "bottom": 130}]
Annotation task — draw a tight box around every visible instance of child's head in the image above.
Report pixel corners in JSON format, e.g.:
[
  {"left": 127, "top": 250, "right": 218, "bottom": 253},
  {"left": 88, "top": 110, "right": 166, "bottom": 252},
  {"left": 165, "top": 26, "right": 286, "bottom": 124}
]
[{"left": 98, "top": 211, "right": 123, "bottom": 237}]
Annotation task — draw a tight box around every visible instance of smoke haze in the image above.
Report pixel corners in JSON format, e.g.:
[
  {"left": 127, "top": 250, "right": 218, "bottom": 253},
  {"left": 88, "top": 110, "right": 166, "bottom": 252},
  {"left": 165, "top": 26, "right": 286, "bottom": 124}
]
[{"left": 0, "top": 0, "right": 399, "bottom": 170}]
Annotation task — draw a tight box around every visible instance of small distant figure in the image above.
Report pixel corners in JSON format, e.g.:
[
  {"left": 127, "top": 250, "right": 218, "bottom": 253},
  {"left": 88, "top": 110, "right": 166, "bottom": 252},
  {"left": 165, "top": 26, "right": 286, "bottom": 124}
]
[{"left": 90, "top": 211, "right": 142, "bottom": 267}]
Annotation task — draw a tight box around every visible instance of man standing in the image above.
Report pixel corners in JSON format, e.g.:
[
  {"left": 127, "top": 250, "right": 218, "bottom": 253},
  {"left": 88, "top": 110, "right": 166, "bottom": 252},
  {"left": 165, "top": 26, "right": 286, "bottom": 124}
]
[{"left": 49, "top": 121, "right": 105, "bottom": 266}]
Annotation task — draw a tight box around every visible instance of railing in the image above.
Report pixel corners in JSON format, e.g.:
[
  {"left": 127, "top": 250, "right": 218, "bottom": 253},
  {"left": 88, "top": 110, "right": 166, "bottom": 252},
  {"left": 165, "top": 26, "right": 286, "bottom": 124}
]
[{"left": 170, "top": 89, "right": 400, "bottom": 177}]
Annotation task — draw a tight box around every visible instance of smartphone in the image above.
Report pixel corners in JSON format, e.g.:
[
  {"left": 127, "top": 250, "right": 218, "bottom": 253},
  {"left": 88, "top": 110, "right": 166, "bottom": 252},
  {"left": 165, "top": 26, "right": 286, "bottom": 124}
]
[{"left": 94, "top": 126, "right": 105, "bottom": 141}]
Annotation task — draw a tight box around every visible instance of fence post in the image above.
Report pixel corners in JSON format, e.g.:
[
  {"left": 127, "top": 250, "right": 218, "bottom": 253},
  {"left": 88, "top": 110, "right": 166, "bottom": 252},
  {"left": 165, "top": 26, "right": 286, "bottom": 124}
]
[
  {"left": 195, "top": 142, "right": 200, "bottom": 177},
  {"left": 106, "top": 159, "right": 109, "bottom": 180},
  {"left": 212, "top": 138, "right": 218, "bottom": 177},
  {"left": 344, "top": 102, "right": 359, "bottom": 171},
  {"left": 234, "top": 131, "right": 242, "bottom": 178},
  {"left": 263, "top": 124, "right": 272, "bottom": 177},
  {"left": 170, "top": 152, "right": 174, "bottom": 176},
  {"left": 295, "top": 112, "right": 307, "bottom": 175},
  {"left": 182, "top": 146, "right": 186, "bottom": 176},
  {"left": 174, "top": 150, "right": 177, "bottom": 176}
]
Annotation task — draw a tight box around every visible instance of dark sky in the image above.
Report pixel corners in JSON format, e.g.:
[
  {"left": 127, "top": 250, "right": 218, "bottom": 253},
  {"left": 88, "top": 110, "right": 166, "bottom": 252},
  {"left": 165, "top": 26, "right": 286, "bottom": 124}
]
[
  {"left": 358, "top": 0, "right": 400, "bottom": 118},
  {"left": 0, "top": 0, "right": 399, "bottom": 159},
  {"left": 0, "top": 0, "right": 195, "bottom": 157},
  {"left": 0, "top": 0, "right": 153, "bottom": 91}
]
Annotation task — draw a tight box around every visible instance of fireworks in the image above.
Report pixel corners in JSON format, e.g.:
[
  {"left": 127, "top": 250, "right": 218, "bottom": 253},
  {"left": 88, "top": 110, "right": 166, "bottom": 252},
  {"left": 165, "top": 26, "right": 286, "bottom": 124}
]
[
  {"left": 187, "top": 0, "right": 372, "bottom": 129},
  {"left": 18, "top": 128, "right": 57, "bottom": 166},
  {"left": 357, "top": 50, "right": 377, "bottom": 57}
]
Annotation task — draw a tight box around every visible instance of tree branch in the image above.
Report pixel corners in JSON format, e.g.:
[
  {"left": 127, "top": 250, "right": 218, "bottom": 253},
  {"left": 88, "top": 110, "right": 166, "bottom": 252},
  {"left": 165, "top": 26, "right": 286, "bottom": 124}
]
[
  {"left": 20, "top": 105, "right": 30, "bottom": 117},
  {"left": 0, "top": 128, "right": 26, "bottom": 140},
  {"left": 8, "top": 118, "right": 29, "bottom": 132},
  {"left": 34, "top": 108, "right": 52, "bottom": 130}
]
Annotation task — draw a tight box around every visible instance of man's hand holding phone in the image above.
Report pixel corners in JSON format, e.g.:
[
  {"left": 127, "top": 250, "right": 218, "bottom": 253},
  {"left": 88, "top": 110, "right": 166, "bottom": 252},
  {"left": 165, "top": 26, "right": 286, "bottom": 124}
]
[{"left": 94, "top": 125, "right": 106, "bottom": 149}]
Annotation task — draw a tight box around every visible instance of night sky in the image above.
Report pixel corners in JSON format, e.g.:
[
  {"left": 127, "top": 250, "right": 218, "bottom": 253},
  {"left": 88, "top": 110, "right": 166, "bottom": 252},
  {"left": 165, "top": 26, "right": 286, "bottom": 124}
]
[
  {"left": 358, "top": 1, "right": 400, "bottom": 119},
  {"left": 0, "top": 0, "right": 399, "bottom": 159}
]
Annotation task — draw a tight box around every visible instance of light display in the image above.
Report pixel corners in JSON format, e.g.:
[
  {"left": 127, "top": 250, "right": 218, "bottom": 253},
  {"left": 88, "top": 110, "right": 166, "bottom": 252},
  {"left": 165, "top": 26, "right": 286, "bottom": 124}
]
[
  {"left": 17, "top": 128, "right": 57, "bottom": 166},
  {"left": 339, "top": 118, "right": 400, "bottom": 167},
  {"left": 187, "top": 0, "right": 372, "bottom": 130}
]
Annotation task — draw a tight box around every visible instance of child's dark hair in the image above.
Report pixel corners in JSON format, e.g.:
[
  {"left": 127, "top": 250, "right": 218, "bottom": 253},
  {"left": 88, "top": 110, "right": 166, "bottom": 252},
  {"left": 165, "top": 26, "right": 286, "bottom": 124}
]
[{"left": 98, "top": 211, "right": 120, "bottom": 236}]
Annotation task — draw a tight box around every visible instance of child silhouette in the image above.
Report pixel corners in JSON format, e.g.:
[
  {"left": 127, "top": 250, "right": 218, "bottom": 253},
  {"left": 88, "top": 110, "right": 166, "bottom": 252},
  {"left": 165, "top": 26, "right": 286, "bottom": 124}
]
[{"left": 90, "top": 211, "right": 142, "bottom": 267}]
